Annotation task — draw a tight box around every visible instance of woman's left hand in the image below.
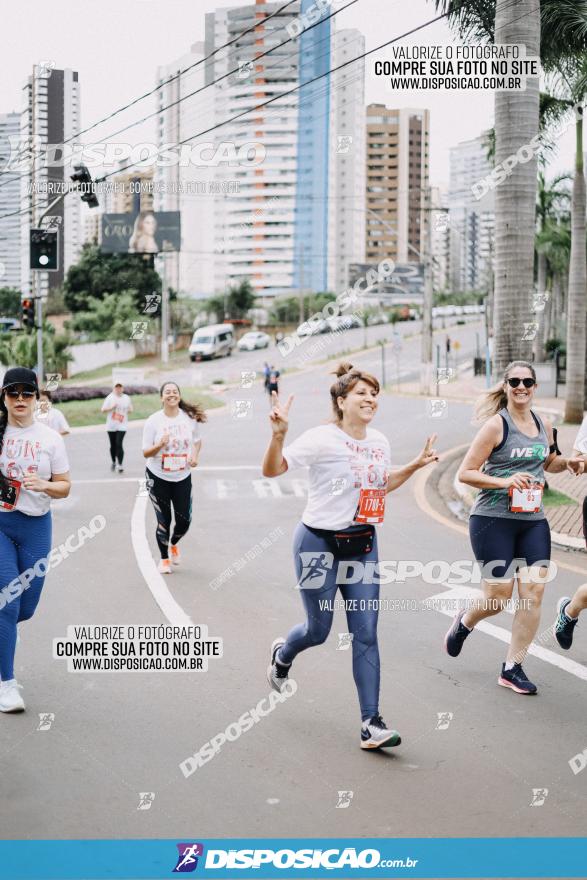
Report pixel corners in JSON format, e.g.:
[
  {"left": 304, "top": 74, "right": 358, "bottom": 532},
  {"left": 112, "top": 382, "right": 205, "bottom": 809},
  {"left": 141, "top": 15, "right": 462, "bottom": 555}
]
[
  {"left": 414, "top": 434, "right": 439, "bottom": 469},
  {"left": 188, "top": 456, "right": 199, "bottom": 468},
  {"left": 22, "top": 474, "right": 48, "bottom": 493}
]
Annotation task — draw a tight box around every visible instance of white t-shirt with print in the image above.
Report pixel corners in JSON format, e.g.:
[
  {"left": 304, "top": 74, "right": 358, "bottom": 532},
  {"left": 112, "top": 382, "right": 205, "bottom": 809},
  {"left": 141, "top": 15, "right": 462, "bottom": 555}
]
[
  {"left": 36, "top": 407, "right": 70, "bottom": 435},
  {"left": 0, "top": 421, "right": 69, "bottom": 516},
  {"left": 102, "top": 393, "right": 132, "bottom": 431},
  {"left": 142, "top": 410, "right": 201, "bottom": 482},
  {"left": 573, "top": 416, "right": 587, "bottom": 454},
  {"left": 283, "top": 423, "right": 391, "bottom": 530}
]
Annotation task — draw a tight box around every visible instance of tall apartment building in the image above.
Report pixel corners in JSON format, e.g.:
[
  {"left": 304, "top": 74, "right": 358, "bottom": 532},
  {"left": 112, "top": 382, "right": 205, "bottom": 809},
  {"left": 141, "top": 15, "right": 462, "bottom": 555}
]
[
  {"left": 430, "top": 185, "right": 450, "bottom": 292},
  {"left": 20, "top": 66, "right": 81, "bottom": 296},
  {"left": 203, "top": 0, "right": 365, "bottom": 300},
  {"left": 365, "top": 104, "right": 430, "bottom": 266},
  {"left": 154, "top": 43, "right": 216, "bottom": 296},
  {"left": 448, "top": 134, "right": 495, "bottom": 293},
  {"left": 0, "top": 112, "right": 22, "bottom": 291}
]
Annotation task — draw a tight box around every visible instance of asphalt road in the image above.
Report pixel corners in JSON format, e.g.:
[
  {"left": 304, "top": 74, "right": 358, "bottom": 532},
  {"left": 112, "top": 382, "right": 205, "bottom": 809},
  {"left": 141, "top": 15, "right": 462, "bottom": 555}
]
[
  {"left": 1, "top": 339, "right": 587, "bottom": 846},
  {"left": 151, "top": 315, "right": 483, "bottom": 390}
]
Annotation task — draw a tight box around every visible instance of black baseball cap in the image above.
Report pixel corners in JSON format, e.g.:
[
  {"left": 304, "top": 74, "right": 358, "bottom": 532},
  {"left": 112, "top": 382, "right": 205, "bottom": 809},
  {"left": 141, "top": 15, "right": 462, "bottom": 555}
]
[{"left": 2, "top": 367, "right": 39, "bottom": 396}]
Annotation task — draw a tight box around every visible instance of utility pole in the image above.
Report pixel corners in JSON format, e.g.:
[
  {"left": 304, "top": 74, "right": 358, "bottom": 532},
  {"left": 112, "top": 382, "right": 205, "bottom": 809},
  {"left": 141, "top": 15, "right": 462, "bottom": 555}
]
[{"left": 160, "top": 255, "right": 169, "bottom": 364}]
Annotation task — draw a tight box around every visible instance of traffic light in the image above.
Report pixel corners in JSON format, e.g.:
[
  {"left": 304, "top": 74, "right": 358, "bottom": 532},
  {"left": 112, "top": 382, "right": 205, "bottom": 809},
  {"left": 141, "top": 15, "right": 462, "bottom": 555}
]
[
  {"left": 29, "top": 228, "right": 58, "bottom": 271},
  {"left": 21, "top": 298, "right": 35, "bottom": 330},
  {"left": 70, "top": 164, "right": 99, "bottom": 208}
]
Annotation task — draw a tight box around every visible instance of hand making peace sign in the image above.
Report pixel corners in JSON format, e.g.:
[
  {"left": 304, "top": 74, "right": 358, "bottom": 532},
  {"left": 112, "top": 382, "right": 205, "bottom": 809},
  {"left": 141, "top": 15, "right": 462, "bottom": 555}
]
[{"left": 269, "top": 391, "right": 294, "bottom": 440}]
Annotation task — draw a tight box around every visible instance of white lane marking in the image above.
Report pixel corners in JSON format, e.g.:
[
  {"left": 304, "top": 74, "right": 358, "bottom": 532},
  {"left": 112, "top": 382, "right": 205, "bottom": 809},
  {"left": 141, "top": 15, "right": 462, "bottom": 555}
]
[
  {"left": 130, "top": 493, "right": 193, "bottom": 627},
  {"left": 75, "top": 467, "right": 262, "bottom": 484},
  {"left": 427, "top": 583, "right": 587, "bottom": 682}
]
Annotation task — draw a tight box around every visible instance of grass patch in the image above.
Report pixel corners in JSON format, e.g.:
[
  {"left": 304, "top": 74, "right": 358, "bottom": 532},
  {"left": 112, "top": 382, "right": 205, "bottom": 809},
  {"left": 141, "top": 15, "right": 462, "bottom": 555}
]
[
  {"left": 57, "top": 388, "right": 223, "bottom": 428},
  {"left": 543, "top": 488, "right": 578, "bottom": 507}
]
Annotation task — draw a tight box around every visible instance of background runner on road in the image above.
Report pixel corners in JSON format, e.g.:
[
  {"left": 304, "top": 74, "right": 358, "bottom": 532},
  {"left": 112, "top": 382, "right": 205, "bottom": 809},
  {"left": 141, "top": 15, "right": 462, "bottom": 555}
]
[
  {"left": 0, "top": 368, "right": 71, "bottom": 714},
  {"left": 35, "top": 390, "right": 70, "bottom": 436},
  {"left": 101, "top": 382, "right": 133, "bottom": 473},
  {"left": 262, "top": 362, "right": 438, "bottom": 750},
  {"left": 142, "top": 382, "right": 205, "bottom": 575}
]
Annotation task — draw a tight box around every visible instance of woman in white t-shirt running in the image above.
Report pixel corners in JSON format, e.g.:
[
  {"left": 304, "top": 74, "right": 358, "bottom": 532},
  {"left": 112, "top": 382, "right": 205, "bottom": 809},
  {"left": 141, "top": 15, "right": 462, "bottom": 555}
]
[
  {"left": 262, "top": 362, "right": 438, "bottom": 750},
  {"left": 0, "top": 368, "right": 71, "bottom": 713},
  {"left": 142, "top": 382, "right": 205, "bottom": 575},
  {"left": 36, "top": 390, "right": 70, "bottom": 436},
  {"left": 101, "top": 383, "right": 133, "bottom": 472}
]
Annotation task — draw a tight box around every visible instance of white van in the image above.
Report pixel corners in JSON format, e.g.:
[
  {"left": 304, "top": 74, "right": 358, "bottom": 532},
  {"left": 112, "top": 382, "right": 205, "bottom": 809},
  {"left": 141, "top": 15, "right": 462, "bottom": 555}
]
[{"left": 189, "top": 324, "right": 235, "bottom": 361}]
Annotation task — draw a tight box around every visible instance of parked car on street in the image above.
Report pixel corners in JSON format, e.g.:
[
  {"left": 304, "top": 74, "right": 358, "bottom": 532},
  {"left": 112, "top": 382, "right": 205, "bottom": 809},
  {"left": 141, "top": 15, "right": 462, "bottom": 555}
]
[{"left": 237, "top": 331, "right": 271, "bottom": 351}]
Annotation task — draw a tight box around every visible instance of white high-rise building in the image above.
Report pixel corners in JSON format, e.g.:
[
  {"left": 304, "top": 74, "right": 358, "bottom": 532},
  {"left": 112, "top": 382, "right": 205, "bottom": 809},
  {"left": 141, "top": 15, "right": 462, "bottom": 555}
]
[
  {"left": 448, "top": 134, "right": 494, "bottom": 294},
  {"left": 0, "top": 113, "right": 22, "bottom": 291},
  {"left": 203, "top": 0, "right": 365, "bottom": 301},
  {"left": 154, "top": 44, "right": 216, "bottom": 296},
  {"left": 20, "top": 66, "right": 81, "bottom": 297},
  {"left": 326, "top": 30, "right": 366, "bottom": 293},
  {"left": 430, "top": 185, "right": 450, "bottom": 292}
]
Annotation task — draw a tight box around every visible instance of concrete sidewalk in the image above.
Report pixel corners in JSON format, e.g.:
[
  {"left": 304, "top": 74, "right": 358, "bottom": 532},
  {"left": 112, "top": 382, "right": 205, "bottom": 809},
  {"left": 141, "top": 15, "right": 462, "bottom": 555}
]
[{"left": 399, "top": 364, "right": 587, "bottom": 551}]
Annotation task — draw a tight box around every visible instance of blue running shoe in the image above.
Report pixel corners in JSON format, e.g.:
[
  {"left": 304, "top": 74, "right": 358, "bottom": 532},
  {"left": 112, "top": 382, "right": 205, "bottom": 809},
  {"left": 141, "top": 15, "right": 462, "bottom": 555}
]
[
  {"left": 444, "top": 610, "right": 472, "bottom": 657},
  {"left": 554, "top": 597, "right": 578, "bottom": 651},
  {"left": 498, "top": 663, "right": 537, "bottom": 695}
]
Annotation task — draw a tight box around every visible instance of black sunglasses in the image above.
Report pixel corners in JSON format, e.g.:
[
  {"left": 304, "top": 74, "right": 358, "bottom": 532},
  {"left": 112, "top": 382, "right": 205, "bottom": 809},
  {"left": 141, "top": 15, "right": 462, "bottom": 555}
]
[
  {"left": 4, "top": 387, "right": 37, "bottom": 399},
  {"left": 507, "top": 377, "right": 536, "bottom": 389}
]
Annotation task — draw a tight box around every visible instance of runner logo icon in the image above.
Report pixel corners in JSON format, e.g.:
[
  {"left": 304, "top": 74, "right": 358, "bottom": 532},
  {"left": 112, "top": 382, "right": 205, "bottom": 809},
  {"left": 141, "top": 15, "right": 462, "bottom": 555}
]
[
  {"left": 298, "top": 552, "right": 334, "bottom": 589},
  {"left": 173, "top": 843, "right": 205, "bottom": 872}
]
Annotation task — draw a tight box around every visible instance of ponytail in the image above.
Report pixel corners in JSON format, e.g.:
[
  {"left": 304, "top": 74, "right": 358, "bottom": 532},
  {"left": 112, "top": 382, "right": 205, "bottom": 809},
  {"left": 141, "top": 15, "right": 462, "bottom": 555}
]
[
  {"left": 179, "top": 398, "right": 207, "bottom": 423},
  {"left": 474, "top": 360, "right": 536, "bottom": 422},
  {"left": 0, "top": 397, "right": 8, "bottom": 491}
]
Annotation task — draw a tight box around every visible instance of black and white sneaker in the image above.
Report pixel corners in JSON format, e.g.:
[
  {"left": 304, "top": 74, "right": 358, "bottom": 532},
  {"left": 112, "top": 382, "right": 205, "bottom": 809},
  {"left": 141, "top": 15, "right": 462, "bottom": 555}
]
[
  {"left": 444, "top": 610, "right": 472, "bottom": 657},
  {"left": 110, "top": 462, "right": 116, "bottom": 472},
  {"left": 267, "top": 638, "right": 291, "bottom": 693},
  {"left": 360, "top": 714, "right": 401, "bottom": 750},
  {"left": 554, "top": 597, "right": 578, "bottom": 650}
]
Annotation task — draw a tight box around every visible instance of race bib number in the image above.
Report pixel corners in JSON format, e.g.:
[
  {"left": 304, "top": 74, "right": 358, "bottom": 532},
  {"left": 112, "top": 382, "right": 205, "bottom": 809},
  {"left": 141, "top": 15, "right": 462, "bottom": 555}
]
[
  {"left": 112, "top": 411, "right": 125, "bottom": 423},
  {"left": 0, "top": 478, "right": 21, "bottom": 511},
  {"left": 354, "top": 487, "right": 386, "bottom": 524},
  {"left": 509, "top": 484, "right": 543, "bottom": 513},
  {"left": 162, "top": 454, "right": 188, "bottom": 473}
]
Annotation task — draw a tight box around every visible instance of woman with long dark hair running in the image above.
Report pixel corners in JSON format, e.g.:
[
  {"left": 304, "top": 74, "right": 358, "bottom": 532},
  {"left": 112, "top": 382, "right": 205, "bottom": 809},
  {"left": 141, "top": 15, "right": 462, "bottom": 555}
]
[
  {"left": 445, "top": 361, "right": 582, "bottom": 693},
  {"left": 262, "top": 362, "right": 438, "bottom": 749},
  {"left": 142, "top": 382, "right": 205, "bottom": 574},
  {"left": 0, "top": 368, "right": 70, "bottom": 713}
]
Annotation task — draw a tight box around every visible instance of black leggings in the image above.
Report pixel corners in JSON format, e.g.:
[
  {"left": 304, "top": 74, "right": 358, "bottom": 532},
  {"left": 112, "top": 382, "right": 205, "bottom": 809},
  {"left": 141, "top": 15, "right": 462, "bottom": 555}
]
[
  {"left": 146, "top": 469, "right": 192, "bottom": 559},
  {"left": 108, "top": 431, "right": 126, "bottom": 465}
]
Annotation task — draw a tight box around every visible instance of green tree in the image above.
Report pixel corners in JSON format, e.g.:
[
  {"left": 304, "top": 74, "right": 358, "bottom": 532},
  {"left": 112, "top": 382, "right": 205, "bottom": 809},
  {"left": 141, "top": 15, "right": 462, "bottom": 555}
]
[
  {"left": 68, "top": 291, "right": 146, "bottom": 342},
  {"left": 63, "top": 244, "right": 162, "bottom": 313},
  {"left": 0, "top": 287, "right": 22, "bottom": 319},
  {"left": 226, "top": 280, "right": 256, "bottom": 319},
  {"left": 534, "top": 172, "right": 571, "bottom": 358}
]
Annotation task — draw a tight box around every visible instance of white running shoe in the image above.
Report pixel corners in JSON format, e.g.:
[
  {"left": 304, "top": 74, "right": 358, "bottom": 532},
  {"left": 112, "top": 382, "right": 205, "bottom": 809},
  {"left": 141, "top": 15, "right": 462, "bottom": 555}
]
[
  {"left": 0, "top": 679, "right": 25, "bottom": 713},
  {"left": 267, "top": 638, "right": 290, "bottom": 693},
  {"left": 360, "top": 714, "right": 401, "bottom": 749},
  {"left": 158, "top": 559, "right": 173, "bottom": 575}
]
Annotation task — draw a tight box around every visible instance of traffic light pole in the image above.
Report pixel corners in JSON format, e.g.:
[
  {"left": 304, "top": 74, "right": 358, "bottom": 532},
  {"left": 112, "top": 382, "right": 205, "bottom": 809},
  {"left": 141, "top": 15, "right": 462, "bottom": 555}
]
[{"left": 32, "top": 193, "right": 64, "bottom": 383}]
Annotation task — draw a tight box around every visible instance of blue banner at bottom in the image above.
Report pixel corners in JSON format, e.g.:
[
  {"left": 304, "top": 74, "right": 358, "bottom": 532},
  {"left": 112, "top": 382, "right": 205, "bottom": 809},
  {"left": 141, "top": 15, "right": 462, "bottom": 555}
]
[{"left": 1, "top": 838, "right": 586, "bottom": 879}]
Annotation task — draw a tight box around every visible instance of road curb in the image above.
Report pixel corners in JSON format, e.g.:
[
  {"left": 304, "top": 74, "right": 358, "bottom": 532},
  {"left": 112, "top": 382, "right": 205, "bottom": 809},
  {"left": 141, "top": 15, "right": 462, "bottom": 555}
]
[{"left": 435, "top": 444, "right": 585, "bottom": 553}]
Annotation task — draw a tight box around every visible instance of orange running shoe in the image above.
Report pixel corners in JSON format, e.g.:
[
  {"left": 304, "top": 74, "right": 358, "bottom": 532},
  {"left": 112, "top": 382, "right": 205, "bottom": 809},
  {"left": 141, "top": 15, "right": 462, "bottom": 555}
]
[
  {"left": 170, "top": 544, "right": 181, "bottom": 566},
  {"left": 158, "top": 558, "right": 173, "bottom": 575}
]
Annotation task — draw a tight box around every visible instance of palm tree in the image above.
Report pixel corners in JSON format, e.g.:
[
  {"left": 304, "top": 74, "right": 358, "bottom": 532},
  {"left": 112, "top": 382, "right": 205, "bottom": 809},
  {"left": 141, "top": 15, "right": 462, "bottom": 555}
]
[
  {"left": 534, "top": 171, "right": 571, "bottom": 358},
  {"left": 433, "top": 0, "right": 541, "bottom": 374},
  {"left": 536, "top": 215, "right": 572, "bottom": 339},
  {"left": 539, "top": 54, "right": 587, "bottom": 421}
]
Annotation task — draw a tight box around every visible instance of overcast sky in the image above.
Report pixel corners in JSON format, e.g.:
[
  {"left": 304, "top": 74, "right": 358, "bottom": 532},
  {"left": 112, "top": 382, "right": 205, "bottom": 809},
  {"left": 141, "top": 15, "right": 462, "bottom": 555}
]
[{"left": 0, "top": 0, "right": 576, "bottom": 188}]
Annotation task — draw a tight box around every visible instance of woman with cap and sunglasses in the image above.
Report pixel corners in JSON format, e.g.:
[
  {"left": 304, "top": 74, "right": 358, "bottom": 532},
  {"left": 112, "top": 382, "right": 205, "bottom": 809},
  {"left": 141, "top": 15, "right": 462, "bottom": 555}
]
[
  {"left": 0, "top": 368, "right": 70, "bottom": 713},
  {"left": 142, "top": 382, "right": 205, "bottom": 574},
  {"left": 262, "top": 362, "right": 438, "bottom": 750},
  {"left": 445, "top": 361, "right": 582, "bottom": 694}
]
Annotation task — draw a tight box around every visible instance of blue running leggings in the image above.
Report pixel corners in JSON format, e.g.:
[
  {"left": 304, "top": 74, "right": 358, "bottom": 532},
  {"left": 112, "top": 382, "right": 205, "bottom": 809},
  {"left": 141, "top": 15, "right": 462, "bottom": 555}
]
[
  {"left": 0, "top": 511, "right": 52, "bottom": 681},
  {"left": 278, "top": 522, "right": 380, "bottom": 722}
]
